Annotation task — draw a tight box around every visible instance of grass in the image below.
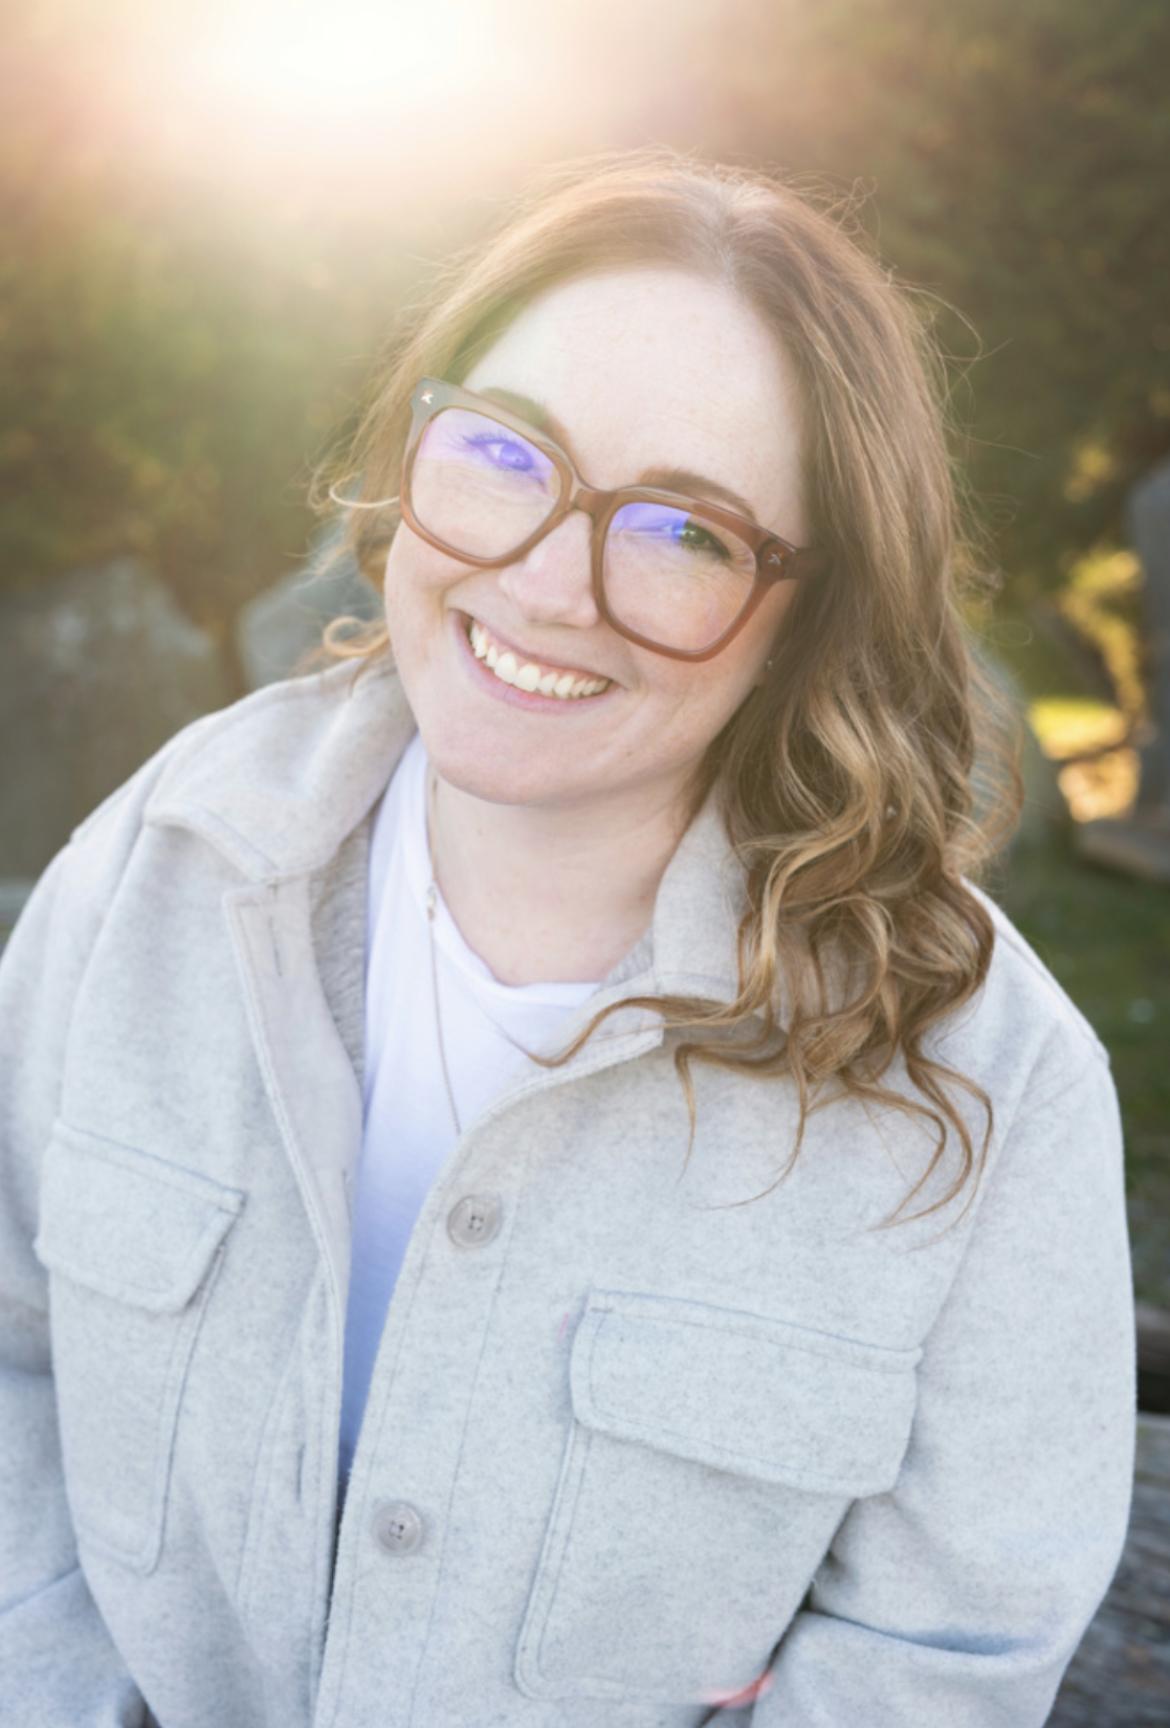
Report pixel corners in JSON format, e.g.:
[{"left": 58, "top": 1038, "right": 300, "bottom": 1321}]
[
  {"left": 997, "top": 830, "right": 1170, "bottom": 1308},
  {"left": 986, "top": 553, "right": 1168, "bottom": 1307}
]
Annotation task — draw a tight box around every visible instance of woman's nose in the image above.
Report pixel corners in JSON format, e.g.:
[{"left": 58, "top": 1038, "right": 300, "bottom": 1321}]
[{"left": 494, "top": 508, "right": 601, "bottom": 630}]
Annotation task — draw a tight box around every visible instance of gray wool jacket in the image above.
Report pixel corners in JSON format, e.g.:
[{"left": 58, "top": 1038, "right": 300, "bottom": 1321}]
[{"left": 0, "top": 657, "right": 1136, "bottom": 1728}]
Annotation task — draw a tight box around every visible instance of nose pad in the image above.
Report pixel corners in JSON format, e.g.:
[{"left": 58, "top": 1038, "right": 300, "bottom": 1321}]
[{"left": 496, "top": 508, "right": 600, "bottom": 628}]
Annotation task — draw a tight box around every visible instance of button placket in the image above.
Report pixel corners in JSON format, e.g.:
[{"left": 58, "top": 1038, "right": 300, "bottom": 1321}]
[{"left": 361, "top": 1198, "right": 504, "bottom": 1561}]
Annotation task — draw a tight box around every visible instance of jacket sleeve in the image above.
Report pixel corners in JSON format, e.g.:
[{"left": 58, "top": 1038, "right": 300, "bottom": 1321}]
[
  {"left": 0, "top": 802, "right": 153, "bottom": 1725},
  {"left": 751, "top": 1040, "right": 1138, "bottom": 1728}
]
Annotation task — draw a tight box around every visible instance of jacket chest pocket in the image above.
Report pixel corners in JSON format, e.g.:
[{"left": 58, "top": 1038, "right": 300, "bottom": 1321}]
[
  {"left": 514, "top": 1286, "right": 922, "bottom": 1706},
  {"left": 31, "top": 1120, "right": 246, "bottom": 1575}
]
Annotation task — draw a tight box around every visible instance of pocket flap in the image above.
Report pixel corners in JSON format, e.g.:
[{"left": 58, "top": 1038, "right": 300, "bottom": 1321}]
[
  {"left": 569, "top": 1287, "right": 922, "bottom": 1497},
  {"left": 32, "top": 1120, "right": 246, "bottom": 1313}
]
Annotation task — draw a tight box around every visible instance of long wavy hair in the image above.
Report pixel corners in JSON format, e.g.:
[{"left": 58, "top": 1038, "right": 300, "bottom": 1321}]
[{"left": 303, "top": 145, "right": 1024, "bottom": 1236}]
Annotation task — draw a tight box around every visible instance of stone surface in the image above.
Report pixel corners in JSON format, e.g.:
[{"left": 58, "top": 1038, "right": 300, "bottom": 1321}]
[
  {"left": 1132, "top": 1154, "right": 1170, "bottom": 1324},
  {"left": 1138, "top": 1305, "right": 1170, "bottom": 1415},
  {"left": 0, "top": 881, "right": 34, "bottom": 938},
  {"left": 1075, "top": 813, "right": 1170, "bottom": 886},
  {"left": 1049, "top": 1413, "right": 1170, "bottom": 1725},
  {"left": 0, "top": 558, "right": 232, "bottom": 878},
  {"left": 235, "top": 528, "right": 382, "bottom": 691},
  {"left": 974, "top": 644, "right": 1071, "bottom": 855}
]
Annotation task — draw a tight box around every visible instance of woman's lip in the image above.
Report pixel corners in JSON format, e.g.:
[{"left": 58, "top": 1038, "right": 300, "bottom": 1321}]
[
  {"left": 450, "top": 609, "right": 619, "bottom": 711},
  {"left": 460, "top": 611, "right": 614, "bottom": 685}
]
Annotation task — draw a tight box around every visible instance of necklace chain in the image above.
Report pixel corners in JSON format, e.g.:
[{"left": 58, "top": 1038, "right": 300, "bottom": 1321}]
[
  {"left": 425, "top": 879, "right": 463, "bottom": 1139},
  {"left": 424, "top": 765, "right": 540, "bottom": 1140}
]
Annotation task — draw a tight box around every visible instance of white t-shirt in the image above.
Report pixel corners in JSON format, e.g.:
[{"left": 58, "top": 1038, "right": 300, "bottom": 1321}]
[{"left": 337, "top": 730, "right": 602, "bottom": 1493}]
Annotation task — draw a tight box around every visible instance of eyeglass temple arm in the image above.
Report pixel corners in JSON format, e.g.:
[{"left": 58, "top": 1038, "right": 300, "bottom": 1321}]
[
  {"left": 328, "top": 480, "right": 401, "bottom": 511},
  {"left": 780, "top": 547, "right": 829, "bottom": 580}
]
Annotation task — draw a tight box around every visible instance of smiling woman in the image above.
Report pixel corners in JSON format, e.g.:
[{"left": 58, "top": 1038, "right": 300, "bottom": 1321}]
[
  {"left": 311, "top": 149, "right": 1010, "bottom": 1088},
  {"left": 0, "top": 145, "right": 1136, "bottom": 1728}
]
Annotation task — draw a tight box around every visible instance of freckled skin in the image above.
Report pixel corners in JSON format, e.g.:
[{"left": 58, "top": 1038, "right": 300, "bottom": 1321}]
[{"left": 383, "top": 265, "right": 808, "bottom": 984}]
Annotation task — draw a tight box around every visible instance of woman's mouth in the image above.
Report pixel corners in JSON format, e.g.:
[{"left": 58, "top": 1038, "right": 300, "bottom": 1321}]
[{"left": 452, "top": 610, "right": 618, "bottom": 711}]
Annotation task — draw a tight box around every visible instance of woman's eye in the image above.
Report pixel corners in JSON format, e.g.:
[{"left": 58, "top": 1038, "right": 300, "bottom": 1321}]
[
  {"left": 678, "top": 519, "right": 731, "bottom": 559},
  {"left": 464, "top": 433, "right": 535, "bottom": 473}
]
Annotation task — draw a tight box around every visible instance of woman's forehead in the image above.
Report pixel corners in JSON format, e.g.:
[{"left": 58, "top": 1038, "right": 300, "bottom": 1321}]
[{"left": 462, "top": 266, "right": 806, "bottom": 531}]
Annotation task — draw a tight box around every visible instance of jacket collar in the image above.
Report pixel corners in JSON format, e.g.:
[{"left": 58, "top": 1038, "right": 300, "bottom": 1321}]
[{"left": 143, "top": 657, "right": 751, "bottom": 1009}]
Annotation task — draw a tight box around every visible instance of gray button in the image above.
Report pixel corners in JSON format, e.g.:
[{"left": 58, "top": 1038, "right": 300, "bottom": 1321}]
[
  {"left": 446, "top": 1192, "right": 502, "bottom": 1248},
  {"left": 370, "top": 1499, "right": 424, "bottom": 1555}
]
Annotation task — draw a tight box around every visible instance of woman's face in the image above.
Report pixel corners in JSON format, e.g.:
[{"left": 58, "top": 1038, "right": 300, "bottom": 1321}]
[{"left": 382, "top": 265, "right": 809, "bottom": 818}]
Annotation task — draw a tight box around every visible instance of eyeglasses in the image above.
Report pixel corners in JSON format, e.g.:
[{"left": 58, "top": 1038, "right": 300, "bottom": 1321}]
[{"left": 348, "top": 375, "right": 827, "bottom": 661}]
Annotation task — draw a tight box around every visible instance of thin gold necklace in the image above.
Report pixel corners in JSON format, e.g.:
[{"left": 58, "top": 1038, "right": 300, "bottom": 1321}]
[
  {"left": 424, "top": 766, "right": 542, "bottom": 1138},
  {"left": 424, "top": 877, "right": 463, "bottom": 1138}
]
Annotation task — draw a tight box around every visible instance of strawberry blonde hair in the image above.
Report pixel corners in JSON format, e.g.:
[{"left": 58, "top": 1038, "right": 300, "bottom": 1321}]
[{"left": 305, "top": 145, "right": 1024, "bottom": 1235}]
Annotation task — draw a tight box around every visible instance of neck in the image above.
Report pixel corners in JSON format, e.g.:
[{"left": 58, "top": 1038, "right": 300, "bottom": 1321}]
[{"left": 426, "top": 767, "right": 700, "bottom": 987}]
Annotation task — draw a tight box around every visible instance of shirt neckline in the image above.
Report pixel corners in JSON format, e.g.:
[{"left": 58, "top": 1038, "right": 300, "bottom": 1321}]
[{"left": 398, "top": 731, "right": 602, "bottom": 1007}]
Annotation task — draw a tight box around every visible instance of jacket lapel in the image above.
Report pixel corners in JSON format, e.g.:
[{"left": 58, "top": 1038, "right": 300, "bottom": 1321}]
[{"left": 141, "top": 658, "right": 762, "bottom": 1319}]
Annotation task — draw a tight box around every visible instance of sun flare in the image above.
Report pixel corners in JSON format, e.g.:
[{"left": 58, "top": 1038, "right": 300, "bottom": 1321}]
[{"left": 192, "top": 0, "right": 522, "bottom": 123}]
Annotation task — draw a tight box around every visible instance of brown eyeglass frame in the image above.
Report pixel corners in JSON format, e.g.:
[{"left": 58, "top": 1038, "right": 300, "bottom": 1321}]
[{"left": 392, "top": 375, "right": 827, "bottom": 662}]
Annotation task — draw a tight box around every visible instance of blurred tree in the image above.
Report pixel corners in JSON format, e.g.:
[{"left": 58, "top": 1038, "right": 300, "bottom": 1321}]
[
  {"left": 0, "top": 0, "right": 1167, "bottom": 636},
  {"left": 652, "top": 0, "right": 1170, "bottom": 597},
  {"left": 0, "top": 183, "right": 396, "bottom": 632}
]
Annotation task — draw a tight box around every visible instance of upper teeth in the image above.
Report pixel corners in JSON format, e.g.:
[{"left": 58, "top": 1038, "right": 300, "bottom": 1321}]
[{"left": 468, "top": 620, "right": 611, "bottom": 699}]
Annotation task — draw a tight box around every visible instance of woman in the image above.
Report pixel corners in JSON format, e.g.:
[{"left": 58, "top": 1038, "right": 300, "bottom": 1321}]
[{"left": 0, "top": 148, "right": 1135, "bottom": 1728}]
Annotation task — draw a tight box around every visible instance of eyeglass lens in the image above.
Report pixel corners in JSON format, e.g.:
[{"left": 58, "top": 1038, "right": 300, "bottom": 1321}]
[{"left": 410, "top": 406, "right": 758, "bottom": 652}]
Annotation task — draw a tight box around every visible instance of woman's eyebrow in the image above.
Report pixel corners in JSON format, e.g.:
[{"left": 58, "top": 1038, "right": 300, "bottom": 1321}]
[{"left": 474, "top": 384, "right": 759, "bottom": 521}]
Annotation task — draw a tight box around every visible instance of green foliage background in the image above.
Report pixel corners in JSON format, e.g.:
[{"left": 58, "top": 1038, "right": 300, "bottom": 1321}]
[{"left": 2, "top": 0, "right": 1168, "bottom": 635}]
